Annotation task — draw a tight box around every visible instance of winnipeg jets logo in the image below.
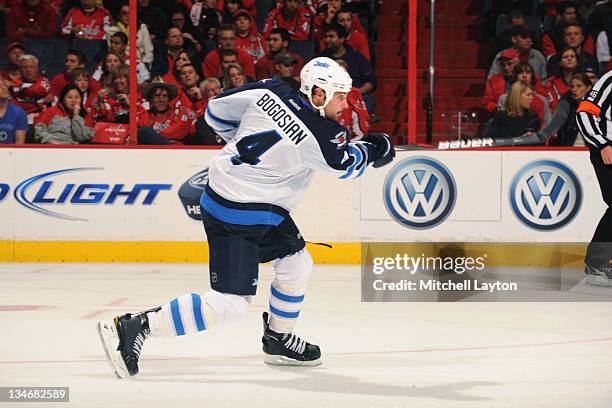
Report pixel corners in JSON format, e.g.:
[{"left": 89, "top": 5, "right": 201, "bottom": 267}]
[{"left": 331, "top": 130, "right": 348, "bottom": 148}]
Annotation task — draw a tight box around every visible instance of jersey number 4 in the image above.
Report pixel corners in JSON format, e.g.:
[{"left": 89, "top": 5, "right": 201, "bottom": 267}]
[{"left": 231, "top": 131, "right": 282, "bottom": 165}]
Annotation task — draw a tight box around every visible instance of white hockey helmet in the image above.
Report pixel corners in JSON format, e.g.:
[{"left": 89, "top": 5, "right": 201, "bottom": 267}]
[{"left": 300, "top": 57, "right": 352, "bottom": 117}]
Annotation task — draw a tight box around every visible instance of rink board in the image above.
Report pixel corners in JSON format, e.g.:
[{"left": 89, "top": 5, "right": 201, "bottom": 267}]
[{"left": 0, "top": 147, "right": 604, "bottom": 263}]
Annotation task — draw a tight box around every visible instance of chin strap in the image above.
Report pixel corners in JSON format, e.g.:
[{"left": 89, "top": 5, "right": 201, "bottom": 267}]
[{"left": 306, "top": 92, "right": 329, "bottom": 117}]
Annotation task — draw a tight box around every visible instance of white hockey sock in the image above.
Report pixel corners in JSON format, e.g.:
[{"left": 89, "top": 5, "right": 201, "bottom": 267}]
[
  {"left": 147, "top": 291, "right": 251, "bottom": 337},
  {"left": 203, "top": 290, "right": 252, "bottom": 323},
  {"left": 268, "top": 249, "right": 312, "bottom": 333},
  {"left": 268, "top": 280, "right": 305, "bottom": 333},
  {"left": 147, "top": 292, "right": 217, "bottom": 337}
]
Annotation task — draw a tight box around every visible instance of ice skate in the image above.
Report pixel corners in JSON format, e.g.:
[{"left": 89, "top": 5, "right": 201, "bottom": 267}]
[
  {"left": 261, "top": 312, "right": 322, "bottom": 367},
  {"left": 584, "top": 263, "right": 612, "bottom": 287},
  {"left": 97, "top": 313, "right": 150, "bottom": 378}
]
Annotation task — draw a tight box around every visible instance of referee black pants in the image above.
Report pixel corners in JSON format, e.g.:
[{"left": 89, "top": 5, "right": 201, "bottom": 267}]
[{"left": 586, "top": 148, "right": 612, "bottom": 266}]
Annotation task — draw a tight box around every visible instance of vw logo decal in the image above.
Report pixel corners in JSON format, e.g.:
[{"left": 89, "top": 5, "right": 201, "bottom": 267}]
[
  {"left": 383, "top": 157, "right": 456, "bottom": 229},
  {"left": 510, "top": 160, "right": 582, "bottom": 231}
]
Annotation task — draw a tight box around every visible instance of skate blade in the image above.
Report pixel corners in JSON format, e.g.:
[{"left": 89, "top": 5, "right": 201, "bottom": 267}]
[
  {"left": 584, "top": 274, "right": 612, "bottom": 287},
  {"left": 264, "top": 353, "right": 322, "bottom": 367},
  {"left": 97, "top": 320, "right": 130, "bottom": 379}
]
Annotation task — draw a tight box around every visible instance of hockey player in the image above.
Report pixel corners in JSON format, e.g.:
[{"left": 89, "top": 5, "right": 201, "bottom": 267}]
[{"left": 98, "top": 57, "right": 395, "bottom": 378}]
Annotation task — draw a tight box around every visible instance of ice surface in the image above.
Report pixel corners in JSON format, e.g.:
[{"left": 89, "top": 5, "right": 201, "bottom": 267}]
[{"left": 0, "top": 263, "right": 610, "bottom": 408}]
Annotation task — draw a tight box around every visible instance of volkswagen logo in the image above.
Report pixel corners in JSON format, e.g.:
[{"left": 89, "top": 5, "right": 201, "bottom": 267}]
[
  {"left": 383, "top": 157, "right": 456, "bottom": 229},
  {"left": 510, "top": 160, "right": 582, "bottom": 231}
]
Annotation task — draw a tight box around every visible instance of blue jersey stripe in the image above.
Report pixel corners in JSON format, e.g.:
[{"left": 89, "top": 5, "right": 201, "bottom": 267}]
[
  {"left": 206, "top": 106, "right": 240, "bottom": 128},
  {"left": 271, "top": 285, "right": 305, "bottom": 303},
  {"left": 355, "top": 144, "right": 368, "bottom": 178},
  {"left": 170, "top": 298, "right": 185, "bottom": 336},
  {"left": 191, "top": 293, "right": 206, "bottom": 332},
  {"left": 200, "top": 190, "right": 285, "bottom": 226},
  {"left": 269, "top": 303, "right": 300, "bottom": 319},
  {"left": 204, "top": 185, "right": 289, "bottom": 216},
  {"left": 339, "top": 144, "right": 364, "bottom": 179}
]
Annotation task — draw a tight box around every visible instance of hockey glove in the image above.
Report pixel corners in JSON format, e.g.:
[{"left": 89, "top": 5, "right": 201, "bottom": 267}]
[{"left": 364, "top": 133, "right": 395, "bottom": 168}]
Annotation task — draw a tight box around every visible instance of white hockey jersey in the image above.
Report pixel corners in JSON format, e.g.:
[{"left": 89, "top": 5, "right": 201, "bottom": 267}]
[{"left": 204, "top": 79, "right": 377, "bottom": 211}]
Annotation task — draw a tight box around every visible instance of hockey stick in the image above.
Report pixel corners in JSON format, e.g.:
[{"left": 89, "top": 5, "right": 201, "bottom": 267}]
[{"left": 396, "top": 132, "right": 546, "bottom": 151}]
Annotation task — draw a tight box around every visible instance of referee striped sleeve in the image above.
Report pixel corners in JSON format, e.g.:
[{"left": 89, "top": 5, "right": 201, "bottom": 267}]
[{"left": 577, "top": 111, "right": 609, "bottom": 147}]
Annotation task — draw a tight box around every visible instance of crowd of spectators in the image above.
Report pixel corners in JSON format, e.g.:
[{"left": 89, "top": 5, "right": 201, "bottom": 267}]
[
  {"left": 0, "top": 0, "right": 378, "bottom": 145},
  {"left": 483, "top": 1, "right": 612, "bottom": 145}
]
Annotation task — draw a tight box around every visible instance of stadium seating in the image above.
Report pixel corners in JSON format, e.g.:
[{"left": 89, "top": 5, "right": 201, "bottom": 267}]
[
  {"left": 24, "top": 38, "right": 69, "bottom": 79},
  {"left": 288, "top": 40, "right": 316, "bottom": 64},
  {"left": 72, "top": 39, "right": 108, "bottom": 73},
  {"left": 255, "top": 0, "right": 276, "bottom": 32},
  {"left": 372, "top": 0, "right": 487, "bottom": 144}
]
